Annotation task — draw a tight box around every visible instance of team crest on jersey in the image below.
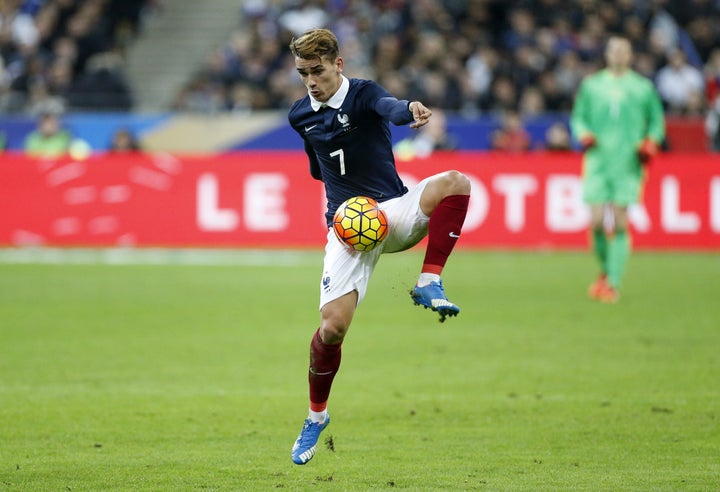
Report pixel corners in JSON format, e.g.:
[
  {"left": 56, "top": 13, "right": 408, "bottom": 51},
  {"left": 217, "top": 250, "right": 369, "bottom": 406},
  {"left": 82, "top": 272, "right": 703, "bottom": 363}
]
[
  {"left": 322, "top": 275, "right": 331, "bottom": 291},
  {"left": 337, "top": 113, "right": 350, "bottom": 127}
]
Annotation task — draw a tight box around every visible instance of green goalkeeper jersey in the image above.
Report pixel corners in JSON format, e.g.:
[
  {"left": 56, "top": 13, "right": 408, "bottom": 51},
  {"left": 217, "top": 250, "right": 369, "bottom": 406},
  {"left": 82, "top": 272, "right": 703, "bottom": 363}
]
[{"left": 570, "top": 68, "right": 665, "bottom": 173}]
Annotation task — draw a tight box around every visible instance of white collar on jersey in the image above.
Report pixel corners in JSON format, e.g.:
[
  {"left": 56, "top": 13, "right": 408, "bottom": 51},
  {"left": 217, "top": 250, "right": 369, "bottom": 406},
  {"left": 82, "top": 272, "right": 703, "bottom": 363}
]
[{"left": 310, "top": 75, "right": 349, "bottom": 112}]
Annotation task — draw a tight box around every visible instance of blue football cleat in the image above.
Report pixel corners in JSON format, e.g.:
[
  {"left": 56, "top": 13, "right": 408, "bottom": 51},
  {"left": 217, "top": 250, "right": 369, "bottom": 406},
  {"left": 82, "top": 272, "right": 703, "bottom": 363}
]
[
  {"left": 410, "top": 280, "right": 460, "bottom": 323},
  {"left": 291, "top": 415, "right": 330, "bottom": 465}
]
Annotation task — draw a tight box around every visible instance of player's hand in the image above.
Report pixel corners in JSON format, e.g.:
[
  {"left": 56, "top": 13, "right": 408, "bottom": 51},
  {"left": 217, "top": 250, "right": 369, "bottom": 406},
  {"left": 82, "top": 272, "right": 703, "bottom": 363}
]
[
  {"left": 409, "top": 101, "right": 432, "bottom": 129},
  {"left": 580, "top": 134, "right": 596, "bottom": 151},
  {"left": 638, "top": 138, "right": 659, "bottom": 165}
]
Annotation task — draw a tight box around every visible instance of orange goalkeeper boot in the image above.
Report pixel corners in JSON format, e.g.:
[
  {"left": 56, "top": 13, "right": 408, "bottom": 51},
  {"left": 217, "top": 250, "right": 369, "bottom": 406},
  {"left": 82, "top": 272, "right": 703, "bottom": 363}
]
[
  {"left": 588, "top": 274, "right": 608, "bottom": 300},
  {"left": 597, "top": 284, "right": 620, "bottom": 304}
]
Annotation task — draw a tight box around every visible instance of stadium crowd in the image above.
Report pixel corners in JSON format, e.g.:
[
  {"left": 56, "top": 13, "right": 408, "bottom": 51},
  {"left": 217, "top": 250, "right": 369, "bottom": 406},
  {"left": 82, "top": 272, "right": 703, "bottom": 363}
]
[
  {"left": 2, "top": 0, "right": 720, "bottom": 150},
  {"left": 0, "top": 0, "right": 155, "bottom": 114},
  {"left": 172, "top": 0, "right": 720, "bottom": 122}
]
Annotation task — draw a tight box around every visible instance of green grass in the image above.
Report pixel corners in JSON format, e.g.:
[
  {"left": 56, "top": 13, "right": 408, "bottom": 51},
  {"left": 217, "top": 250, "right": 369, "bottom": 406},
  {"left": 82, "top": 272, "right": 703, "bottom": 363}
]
[{"left": 1, "top": 250, "right": 719, "bottom": 491}]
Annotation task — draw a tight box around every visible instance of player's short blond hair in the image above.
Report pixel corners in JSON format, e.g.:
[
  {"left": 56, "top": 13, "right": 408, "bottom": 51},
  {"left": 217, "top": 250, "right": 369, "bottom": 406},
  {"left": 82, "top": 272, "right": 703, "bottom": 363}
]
[{"left": 289, "top": 28, "right": 340, "bottom": 61}]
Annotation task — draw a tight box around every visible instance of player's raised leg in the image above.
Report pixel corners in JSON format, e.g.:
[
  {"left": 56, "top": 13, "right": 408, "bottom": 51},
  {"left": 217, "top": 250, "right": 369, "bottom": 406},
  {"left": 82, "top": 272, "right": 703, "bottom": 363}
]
[
  {"left": 410, "top": 170, "right": 470, "bottom": 322},
  {"left": 291, "top": 291, "right": 356, "bottom": 464}
]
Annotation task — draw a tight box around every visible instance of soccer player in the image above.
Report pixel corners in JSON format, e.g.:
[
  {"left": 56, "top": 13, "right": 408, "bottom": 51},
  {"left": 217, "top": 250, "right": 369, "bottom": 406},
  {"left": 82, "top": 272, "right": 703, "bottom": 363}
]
[
  {"left": 570, "top": 35, "right": 665, "bottom": 303},
  {"left": 287, "top": 28, "right": 471, "bottom": 465}
]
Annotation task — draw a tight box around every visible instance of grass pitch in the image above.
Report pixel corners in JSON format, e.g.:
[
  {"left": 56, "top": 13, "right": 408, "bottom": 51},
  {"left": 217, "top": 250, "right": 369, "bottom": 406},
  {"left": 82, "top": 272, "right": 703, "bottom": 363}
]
[{"left": 0, "top": 249, "right": 718, "bottom": 491}]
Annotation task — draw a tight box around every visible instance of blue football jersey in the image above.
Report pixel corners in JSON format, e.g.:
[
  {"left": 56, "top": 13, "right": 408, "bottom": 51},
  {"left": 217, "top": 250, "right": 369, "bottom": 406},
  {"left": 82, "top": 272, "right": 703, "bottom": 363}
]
[{"left": 288, "top": 78, "right": 415, "bottom": 226}]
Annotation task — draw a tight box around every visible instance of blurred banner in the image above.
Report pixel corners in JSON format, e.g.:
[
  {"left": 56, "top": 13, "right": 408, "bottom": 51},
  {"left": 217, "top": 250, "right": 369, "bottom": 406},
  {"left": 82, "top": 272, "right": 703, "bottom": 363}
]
[{"left": 1, "top": 152, "right": 718, "bottom": 250}]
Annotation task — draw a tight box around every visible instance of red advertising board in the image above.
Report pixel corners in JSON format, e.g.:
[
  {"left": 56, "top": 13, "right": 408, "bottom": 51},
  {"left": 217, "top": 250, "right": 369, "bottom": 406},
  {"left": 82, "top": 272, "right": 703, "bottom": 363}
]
[{"left": 1, "top": 151, "right": 718, "bottom": 250}]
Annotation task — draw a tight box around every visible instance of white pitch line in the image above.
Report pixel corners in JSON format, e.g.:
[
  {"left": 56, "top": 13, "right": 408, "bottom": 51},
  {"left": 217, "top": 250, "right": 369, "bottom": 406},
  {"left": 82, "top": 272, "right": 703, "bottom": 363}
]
[{"left": 0, "top": 248, "right": 321, "bottom": 266}]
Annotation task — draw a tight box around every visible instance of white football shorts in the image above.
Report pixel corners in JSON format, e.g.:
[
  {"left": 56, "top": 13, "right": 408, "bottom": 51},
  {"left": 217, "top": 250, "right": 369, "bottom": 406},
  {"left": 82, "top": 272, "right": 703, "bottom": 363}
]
[{"left": 319, "top": 176, "right": 432, "bottom": 310}]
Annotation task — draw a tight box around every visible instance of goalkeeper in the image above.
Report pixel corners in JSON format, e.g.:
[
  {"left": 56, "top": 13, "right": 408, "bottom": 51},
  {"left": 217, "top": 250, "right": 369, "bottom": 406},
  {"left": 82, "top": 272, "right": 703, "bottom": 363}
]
[{"left": 571, "top": 35, "right": 665, "bottom": 303}]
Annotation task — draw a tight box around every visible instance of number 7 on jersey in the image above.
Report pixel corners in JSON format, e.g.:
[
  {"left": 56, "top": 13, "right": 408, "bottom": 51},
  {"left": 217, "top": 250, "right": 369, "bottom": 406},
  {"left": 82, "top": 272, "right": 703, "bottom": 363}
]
[{"left": 330, "top": 149, "right": 345, "bottom": 175}]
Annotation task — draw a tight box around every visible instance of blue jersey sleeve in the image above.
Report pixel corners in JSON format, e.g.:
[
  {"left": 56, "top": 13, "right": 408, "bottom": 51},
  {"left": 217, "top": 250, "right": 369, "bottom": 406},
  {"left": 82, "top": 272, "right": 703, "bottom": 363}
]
[{"left": 374, "top": 97, "right": 414, "bottom": 126}]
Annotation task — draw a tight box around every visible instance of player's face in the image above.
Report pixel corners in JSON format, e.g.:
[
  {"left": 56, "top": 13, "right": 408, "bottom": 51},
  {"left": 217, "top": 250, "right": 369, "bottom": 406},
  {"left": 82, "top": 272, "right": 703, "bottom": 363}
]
[
  {"left": 295, "top": 55, "right": 343, "bottom": 103},
  {"left": 605, "top": 38, "right": 632, "bottom": 72}
]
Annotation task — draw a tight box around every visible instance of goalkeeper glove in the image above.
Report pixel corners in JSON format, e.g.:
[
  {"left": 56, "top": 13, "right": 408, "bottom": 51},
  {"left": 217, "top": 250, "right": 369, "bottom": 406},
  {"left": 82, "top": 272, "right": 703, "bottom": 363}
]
[
  {"left": 638, "top": 138, "right": 659, "bottom": 164},
  {"left": 579, "top": 134, "right": 596, "bottom": 151}
]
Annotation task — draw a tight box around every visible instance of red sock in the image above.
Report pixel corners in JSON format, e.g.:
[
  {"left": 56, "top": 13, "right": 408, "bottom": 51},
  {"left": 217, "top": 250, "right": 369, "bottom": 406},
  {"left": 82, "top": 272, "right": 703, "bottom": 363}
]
[
  {"left": 308, "top": 328, "right": 342, "bottom": 410},
  {"left": 422, "top": 194, "right": 470, "bottom": 274}
]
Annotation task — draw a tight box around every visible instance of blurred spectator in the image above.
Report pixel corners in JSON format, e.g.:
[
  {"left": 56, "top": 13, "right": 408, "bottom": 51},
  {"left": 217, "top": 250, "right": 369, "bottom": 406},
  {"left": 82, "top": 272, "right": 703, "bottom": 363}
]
[
  {"left": 24, "top": 110, "right": 71, "bottom": 157},
  {"left": 704, "top": 48, "right": 720, "bottom": 103},
  {"left": 486, "top": 76, "right": 518, "bottom": 112},
  {"left": 647, "top": 2, "right": 682, "bottom": 56},
  {"left": 683, "top": 88, "right": 707, "bottom": 117},
  {"left": 465, "top": 45, "right": 497, "bottom": 108},
  {"left": 509, "top": 43, "right": 545, "bottom": 95},
  {"left": 706, "top": 95, "right": 720, "bottom": 152},
  {"left": 519, "top": 86, "right": 546, "bottom": 117},
  {"left": 0, "top": 0, "right": 40, "bottom": 53},
  {"left": 553, "top": 51, "right": 586, "bottom": 96},
  {"left": 0, "top": 56, "right": 8, "bottom": 108},
  {"left": 537, "top": 70, "right": 572, "bottom": 112},
  {"left": 394, "top": 107, "right": 457, "bottom": 160},
  {"left": 656, "top": 49, "right": 705, "bottom": 114},
  {"left": 105, "top": 0, "right": 154, "bottom": 40},
  {"left": 277, "top": 0, "right": 330, "bottom": 36},
  {"left": 543, "top": 121, "right": 572, "bottom": 151},
  {"left": 108, "top": 127, "right": 141, "bottom": 152},
  {"left": 171, "top": 73, "right": 225, "bottom": 113},
  {"left": 491, "top": 111, "right": 531, "bottom": 153},
  {"left": 503, "top": 8, "right": 537, "bottom": 50},
  {"left": 683, "top": 16, "right": 719, "bottom": 65},
  {"left": 68, "top": 50, "right": 133, "bottom": 110},
  {"left": 634, "top": 51, "right": 660, "bottom": 80}
]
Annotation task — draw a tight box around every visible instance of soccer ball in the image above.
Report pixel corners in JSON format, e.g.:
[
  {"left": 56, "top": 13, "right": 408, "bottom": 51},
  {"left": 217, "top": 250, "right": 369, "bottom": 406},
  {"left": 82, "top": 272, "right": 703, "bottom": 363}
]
[{"left": 332, "top": 196, "right": 389, "bottom": 252}]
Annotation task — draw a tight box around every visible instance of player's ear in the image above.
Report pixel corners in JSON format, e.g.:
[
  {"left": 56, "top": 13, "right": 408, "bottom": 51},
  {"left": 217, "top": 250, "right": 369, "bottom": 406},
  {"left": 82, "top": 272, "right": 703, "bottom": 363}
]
[{"left": 336, "top": 56, "right": 344, "bottom": 72}]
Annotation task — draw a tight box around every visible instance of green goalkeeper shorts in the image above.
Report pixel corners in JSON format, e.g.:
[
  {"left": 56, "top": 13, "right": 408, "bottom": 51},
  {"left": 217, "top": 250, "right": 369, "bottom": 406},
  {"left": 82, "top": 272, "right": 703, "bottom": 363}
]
[{"left": 582, "top": 164, "right": 644, "bottom": 206}]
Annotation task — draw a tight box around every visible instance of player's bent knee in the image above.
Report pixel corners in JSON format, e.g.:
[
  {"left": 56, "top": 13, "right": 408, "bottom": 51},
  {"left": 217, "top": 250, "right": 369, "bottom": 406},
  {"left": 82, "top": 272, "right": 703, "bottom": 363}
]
[
  {"left": 319, "top": 322, "right": 348, "bottom": 344},
  {"left": 443, "top": 170, "right": 471, "bottom": 195},
  {"left": 319, "top": 308, "right": 352, "bottom": 343}
]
